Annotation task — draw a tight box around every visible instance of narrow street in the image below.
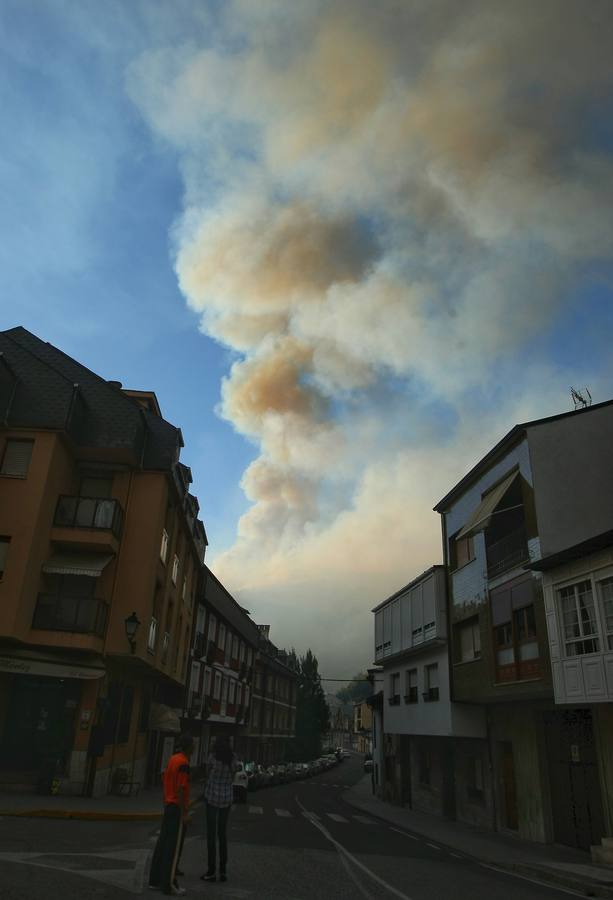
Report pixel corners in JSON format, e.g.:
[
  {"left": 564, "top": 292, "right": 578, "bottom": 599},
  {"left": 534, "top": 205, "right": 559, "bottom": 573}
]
[{"left": 0, "top": 757, "right": 587, "bottom": 899}]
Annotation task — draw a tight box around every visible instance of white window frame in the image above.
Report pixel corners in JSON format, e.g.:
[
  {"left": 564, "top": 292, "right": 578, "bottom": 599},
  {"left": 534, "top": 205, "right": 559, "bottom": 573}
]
[
  {"left": 559, "top": 580, "right": 600, "bottom": 656},
  {"left": 160, "top": 529, "right": 169, "bottom": 564},
  {"left": 208, "top": 613, "right": 217, "bottom": 643},
  {"left": 147, "top": 617, "right": 158, "bottom": 653},
  {"left": 232, "top": 635, "right": 239, "bottom": 660},
  {"left": 171, "top": 554, "right": 179, "bottom": 585},
  {"left": 219, "top": 622, "right": 226, "bottom": 651},
  {"left": 213, "top": 671, "right": 222, "bottom": 700}
]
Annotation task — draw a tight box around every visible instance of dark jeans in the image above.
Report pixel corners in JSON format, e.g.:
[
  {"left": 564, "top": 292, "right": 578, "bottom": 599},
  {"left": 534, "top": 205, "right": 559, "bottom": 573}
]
[
  {"left": 206, "top": 802, "right": 231, "bottom": 874},
  {"left": 149, "top": 803, "right": 184, "bottom": 892}
]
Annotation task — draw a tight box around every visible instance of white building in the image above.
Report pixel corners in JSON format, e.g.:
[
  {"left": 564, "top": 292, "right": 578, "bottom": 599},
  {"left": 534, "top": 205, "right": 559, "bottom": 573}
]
[{"left": 373, "top": 566, "right": 484, "bottom": 815}]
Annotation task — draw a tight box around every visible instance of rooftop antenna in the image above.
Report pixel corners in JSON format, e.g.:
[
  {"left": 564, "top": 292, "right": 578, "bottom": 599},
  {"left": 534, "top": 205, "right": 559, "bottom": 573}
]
[{"left": 570, "top": 387, "right": 592, "bottom": 410}]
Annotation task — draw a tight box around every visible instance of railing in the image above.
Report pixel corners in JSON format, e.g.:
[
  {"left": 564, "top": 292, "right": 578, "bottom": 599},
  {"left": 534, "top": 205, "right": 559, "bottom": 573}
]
[
  {"left": 404, "top": 688, "right": 418, "bottom": 704},
  {"left": 33, "top": 593, "right": 108, "bottom": 637},
  {"left": 54, "top": 495, "right": 124, "bottom": 539},
  {"left": 422, "top": 687, "right": 439, "bottom": 702},
  {"left": 486, "top": 526, "right": 528, "bottom": 578}
]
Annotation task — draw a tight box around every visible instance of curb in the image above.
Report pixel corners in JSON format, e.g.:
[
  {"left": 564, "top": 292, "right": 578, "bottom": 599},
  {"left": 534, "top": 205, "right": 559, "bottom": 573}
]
[
  {"left": 0, "top": 796, "right": 202, "bottom": 823},
  {"left": 341, "top": 787, "right": 613, "bottom": 900}
]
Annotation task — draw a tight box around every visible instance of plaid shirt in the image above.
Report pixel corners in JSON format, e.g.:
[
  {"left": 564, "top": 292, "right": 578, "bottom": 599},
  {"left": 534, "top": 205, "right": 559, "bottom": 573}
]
[{"left": 204, "top": 753, "right": 237, "bottom": 808}]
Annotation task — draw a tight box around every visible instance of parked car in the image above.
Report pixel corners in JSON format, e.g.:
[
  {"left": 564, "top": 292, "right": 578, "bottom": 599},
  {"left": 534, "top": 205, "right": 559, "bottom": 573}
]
[
  {"left": 363, "top": 754, "right": 373, "bottom": 773},
  {"left": 233, "top": 761, "right": 249, "bottom": 803}
]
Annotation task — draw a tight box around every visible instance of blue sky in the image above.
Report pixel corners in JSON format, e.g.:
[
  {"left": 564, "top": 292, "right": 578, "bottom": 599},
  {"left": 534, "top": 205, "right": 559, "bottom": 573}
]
[{"left": 1, "top": 1, "right": 612, "bottom": 675}]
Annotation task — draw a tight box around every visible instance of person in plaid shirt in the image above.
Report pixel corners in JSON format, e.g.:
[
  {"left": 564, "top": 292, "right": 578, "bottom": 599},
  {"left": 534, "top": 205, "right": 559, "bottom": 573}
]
[{"left": 201, "top": 736, "right": 238, "bottom": 883}]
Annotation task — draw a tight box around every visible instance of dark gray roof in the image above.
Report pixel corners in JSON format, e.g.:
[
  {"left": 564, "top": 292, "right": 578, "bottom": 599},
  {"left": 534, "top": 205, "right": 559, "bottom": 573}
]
[
  {"left": 204, "top": 566, "right": 261, "bottom": 646},
  {"left": 0, "top": 326, "right": 180, "bottom": 470}
]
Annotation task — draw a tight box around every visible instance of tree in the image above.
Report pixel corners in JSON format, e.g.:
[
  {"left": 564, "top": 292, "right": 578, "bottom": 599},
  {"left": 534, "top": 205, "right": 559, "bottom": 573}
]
[
  {"left": 336, "top": 672, "right": 371, "bottom": 709},
  {"left": 284, "top": 648, "right": 330, "bottom": 762}
]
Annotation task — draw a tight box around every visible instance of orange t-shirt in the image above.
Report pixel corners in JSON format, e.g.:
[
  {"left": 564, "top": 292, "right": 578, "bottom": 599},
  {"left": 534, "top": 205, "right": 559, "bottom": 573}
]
[{"left": 163, "top": 751, "right": 190, "bottom": 808}]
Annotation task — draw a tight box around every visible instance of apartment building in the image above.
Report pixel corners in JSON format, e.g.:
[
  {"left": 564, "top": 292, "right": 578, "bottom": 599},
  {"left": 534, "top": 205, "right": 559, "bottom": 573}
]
[
  {"left": 0, "top": 327, "right": 207, "bottom": 796},
  {"left": 247, "top": 626, "right": 298, "bottom": 766},
  {"left": 373, "top": 567, "right": 485, "bottom": 817},
  {"left": 434, "top": 399, "right": 613, "bottom": 850},
  {"left": 183, "top": 567, "right": 258, "bottom": 767}
]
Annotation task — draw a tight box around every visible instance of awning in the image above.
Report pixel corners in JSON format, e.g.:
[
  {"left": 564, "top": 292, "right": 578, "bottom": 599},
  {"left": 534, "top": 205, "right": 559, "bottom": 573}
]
[
  {"left": 456, "top": 470, "right": 518, "bottom": 540},
  {"left": 0, "top": 649, "right": 105, "bottom": 679},
  {"left": 150, "top": 703, "right": 181, "bottom": 734},
  {"left": 42, "top": 553, "right": 114, "bottom": 578}
]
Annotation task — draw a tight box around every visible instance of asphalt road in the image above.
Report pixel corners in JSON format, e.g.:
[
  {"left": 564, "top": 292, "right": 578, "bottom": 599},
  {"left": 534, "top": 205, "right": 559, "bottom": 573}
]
[{"left": 0, "top": 756, "right": 587, "bottom": 899}]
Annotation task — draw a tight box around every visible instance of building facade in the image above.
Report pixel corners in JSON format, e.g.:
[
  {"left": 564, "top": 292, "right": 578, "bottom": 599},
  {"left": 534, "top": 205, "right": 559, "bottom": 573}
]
[
  {"left": 0, "top": 327, "right": 207, "bottom": 796},
  {"left": 434, "top": 399, "right": 613, "bottom": 850},
  {"left": 373, "top": 566, "right": 485, "bottom": 816}
]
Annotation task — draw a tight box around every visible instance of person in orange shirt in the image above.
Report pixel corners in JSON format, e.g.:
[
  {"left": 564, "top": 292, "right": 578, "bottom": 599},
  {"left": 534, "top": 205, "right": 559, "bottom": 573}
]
[{"left": 149, "top": 733, "right": 194, "bottom": 896}]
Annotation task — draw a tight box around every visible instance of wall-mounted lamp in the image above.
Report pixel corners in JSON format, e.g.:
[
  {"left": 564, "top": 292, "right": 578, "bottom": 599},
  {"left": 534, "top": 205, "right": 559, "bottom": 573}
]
[{"left": 124, "top": 611, "right": 141, "bottom": 654}]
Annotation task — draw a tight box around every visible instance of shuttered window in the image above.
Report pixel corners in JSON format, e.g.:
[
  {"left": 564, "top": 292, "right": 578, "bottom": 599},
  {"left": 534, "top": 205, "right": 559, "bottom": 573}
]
[{"left": 1, "top": 439, "right": 34, "bottom": 477}]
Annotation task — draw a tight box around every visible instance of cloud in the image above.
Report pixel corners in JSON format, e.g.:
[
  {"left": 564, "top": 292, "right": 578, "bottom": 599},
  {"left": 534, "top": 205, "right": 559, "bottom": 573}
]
[{"left": 128, "top": 0, "right": 613, "bottom": 674}]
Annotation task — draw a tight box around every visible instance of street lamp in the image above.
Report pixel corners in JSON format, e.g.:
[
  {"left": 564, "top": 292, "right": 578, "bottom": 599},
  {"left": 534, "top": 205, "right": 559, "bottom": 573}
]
[{"left": 124, "top": 612, "right": 141, "bottom": 654}]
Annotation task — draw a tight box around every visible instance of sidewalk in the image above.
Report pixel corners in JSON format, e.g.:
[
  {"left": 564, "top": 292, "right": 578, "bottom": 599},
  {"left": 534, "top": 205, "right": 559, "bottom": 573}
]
[
  {"left": 0, "top": 786, "right": 203, "bottom": 822},
  {"left": 343, "top": 776, "right": 613, "bottom": 899}
]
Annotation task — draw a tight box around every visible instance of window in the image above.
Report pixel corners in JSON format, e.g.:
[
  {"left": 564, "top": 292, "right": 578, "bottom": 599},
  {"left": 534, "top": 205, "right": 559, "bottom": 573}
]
[
  {"left": 232, "top": 635, "right": 239, "bottom": 660},
  {"left": 404, "top": 668, "right": 418, "bottom": 703},
  {"left": 229, "top": 680, "right": 236, "bottom": 704},
  {"left": 226, "top": 629, "right": 232, "bottom": 660},
  {"left": 389, "top": 673, "right": 400, "bottom": 705},
  {"left": 247, "top": 647, "right": 253, "bottom": 666},
  {"left": 559, "top": 580, "right": 599, "bottom": 656},
  {"left": 424, "top": 664, "right": 439, "bottom": 701},
  {"left": 160, "top": 529, "right": 169, "bottom": 564},
  {"left": 203, "top": 666, "right": 211, "bottom": 697},
  {"left": 171, "top": 554, "right": 179, "bottom": 585},
  {"left": 182, "top": 576, "right": 187, "bottom": 602},
  {"left": 0, "top": 537, "right": 10, "bottom": 579},
  {"left": 513, "top": 604, "right": 538, "bottom": 661},
  {"left": 236, "top": 683, "right": 242, "bottom": 706},
  {"left": 239, "top": 641, "right": 245, "bottom": 663},
  {"left": 452, "top": 533, "right": 474, "bottom": 570},
  {"left": 599, "top": 578, "right": 613, "bottom": 651},
  {"left": 213, "top": 671, "right": 222, "bottom": 700},
  {"left": 1, "top": 439, "right": 33, "bottom": 477},
  {"left": 219, "top": 622, "right": 226, "bottom": 652},
  {"left": 161, "top": 632, "right": 170, "bottom": 664},
  {"left": 244, "top": 685, "right": 250, "bottom": 706},
  {"left": 208, "top": 613, "right": 217, "bottom": 643},
  {"left": 147, "top": 617, "right": 158, "bottom": 653},
  {"left": 459, "top": 617, "right": 481, "bottom": 662}
]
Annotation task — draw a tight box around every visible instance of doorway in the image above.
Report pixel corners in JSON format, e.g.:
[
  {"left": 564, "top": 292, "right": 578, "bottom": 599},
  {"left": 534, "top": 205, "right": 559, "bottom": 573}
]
[
  {"left": 544, "top": 709, "right": 605, "bottom": 850},
  {"left": 500, "top": 741, "right": 518, "bottom": 830}
]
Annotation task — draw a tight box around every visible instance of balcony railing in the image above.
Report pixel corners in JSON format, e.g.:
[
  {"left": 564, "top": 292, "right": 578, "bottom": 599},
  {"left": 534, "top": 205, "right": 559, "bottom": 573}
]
[
  {"left": 486, "top": 526, "right": 528, "bottom": 578},
  {"left": 33, "top": 593, "right": 108, "bottom": 637},
  {"left": 54, "top": 495, "right": 124, "bottom": 539}
]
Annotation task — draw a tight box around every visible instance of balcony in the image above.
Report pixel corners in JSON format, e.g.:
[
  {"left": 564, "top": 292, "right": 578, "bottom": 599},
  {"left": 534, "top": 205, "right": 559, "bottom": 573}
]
[
  {"left": 422, "top": 687, "right": 440, "bottom": 702},
  {"left": 486, "top": 526, "right": 529, "bottom": 578},
  {"left": 52, "top": 496, "right": 124, "bottom": 551},
  {"left": 32, "top": 592, "right": 108, "bottom": 637}
]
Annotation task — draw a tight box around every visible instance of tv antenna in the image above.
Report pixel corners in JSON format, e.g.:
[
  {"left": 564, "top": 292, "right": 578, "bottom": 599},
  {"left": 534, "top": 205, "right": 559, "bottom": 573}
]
[{"left": 570, "top": 387, "right": 592, "bottom": 410}]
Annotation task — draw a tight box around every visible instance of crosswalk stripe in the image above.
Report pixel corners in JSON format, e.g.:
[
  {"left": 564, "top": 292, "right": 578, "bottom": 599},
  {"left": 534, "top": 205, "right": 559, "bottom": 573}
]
[
  {"left": 275, "top": 808, "right": 292, "bottom": 817},
  {"left": 353, "top": 815, "right": 375, "bottom": 825},
  {"left": 327, "top": 813, "right": 348, "bottom": 823},
  {"left": 302, "top": 811, "right": 321, "bottom": 820},
  {"left": 248, "top": 805, "right": 263, "bottom": 814}
]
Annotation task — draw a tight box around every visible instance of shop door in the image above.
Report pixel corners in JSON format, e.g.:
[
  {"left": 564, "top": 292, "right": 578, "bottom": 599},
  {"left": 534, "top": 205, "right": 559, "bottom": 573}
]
[
  {"left": 0, "top": 676, "right": 79, "bottom": 772},
  {"left": 544, "top": 709, "right": 605, "bottom": 850},
  {"left": 441, "top": 741, "right": 457, "bottom": 820},
  {"left": 500, "top": 741, "right": 518, "bottom": 830}
]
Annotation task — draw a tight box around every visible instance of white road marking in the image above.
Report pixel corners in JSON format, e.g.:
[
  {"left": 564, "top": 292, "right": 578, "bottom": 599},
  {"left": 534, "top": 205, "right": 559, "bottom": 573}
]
[
  {"left": 426, "top": 842, "right": 440, "bottom": 851},
  {"left": 353, "top": 815, "right": 376, "bottom": 825},
  {"left": 450, "top": 853, "right": 463, "bottom": 859},
  {"left": 327, "top": 813, "right": 348, "bottom": 823},
  {"left": 275, "top": 808, "right": 292, "bottom": 817},
  {"left": 478, "top": 861, "right": 587, "bottom": 898},
  {"left": 296, "top": 797, "right": 413, "bottom": 900},
  {"left": 389, "top": 828, "right": 419, "bottom": 840},
  {"left": 0, "top": 849, "right": 148, "bottom": 895},
  {"left": 248, "top": 805, "right": 263, "bottom": 814}
]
